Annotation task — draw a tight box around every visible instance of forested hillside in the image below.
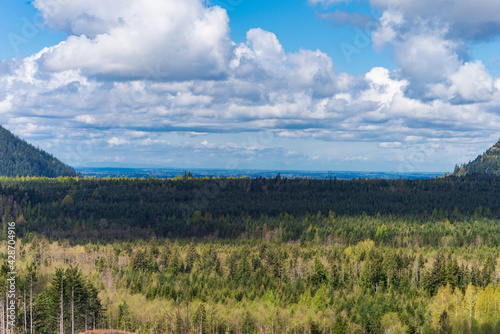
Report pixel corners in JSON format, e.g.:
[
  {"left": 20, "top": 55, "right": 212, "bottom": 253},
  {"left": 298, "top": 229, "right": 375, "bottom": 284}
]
[
  {"left": 0, "top": 125, "right": 76, "bottom": 177},
  {"left": 454, "top": 139, "right": 500, "bottom": 176}
]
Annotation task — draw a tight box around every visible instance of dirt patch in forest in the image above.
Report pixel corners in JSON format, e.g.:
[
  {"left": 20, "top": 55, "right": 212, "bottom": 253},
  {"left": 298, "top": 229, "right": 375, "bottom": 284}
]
[{"left": 78, "top": 330, "right": 137, "bottom": 334}]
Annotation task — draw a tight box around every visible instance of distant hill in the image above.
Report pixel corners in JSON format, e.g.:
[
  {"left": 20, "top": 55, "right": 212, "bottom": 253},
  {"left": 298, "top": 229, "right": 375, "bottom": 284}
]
[
  {"left": 454, "top": 139, "right": 500, "bottom": 176},
  {"left": 0, "top": 125, "right": 76, "bottom": 177}
]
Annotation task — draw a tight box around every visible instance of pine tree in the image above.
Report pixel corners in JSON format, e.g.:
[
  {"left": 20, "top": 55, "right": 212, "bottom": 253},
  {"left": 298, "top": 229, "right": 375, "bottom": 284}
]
[
  {"left": 310, "top": 257, "right": 327, "bottom": 286},
  {"left": 236, "top": 252, "right": 251, "bottom": 283},
  {"left": 241, "top": 311, "right": 254, "bottom": 334},
  {"left": 444, "top": 256, "right": 459, "bottom": 288},
  {"left": 33, "top": 290, "right": 53, "bottom": 334},
  {"left": 27, "top": 262, "right": 38, "bottom": 334},
  {"left": 59, "top": 271, "right": 64, "bottom": 334},
  {"left": 192, "top": 304, "right": 208, "bottom": 334},
  {"left": 438, "top": 310, "right": 452, "bottom": 334},
  {"left": 359, "top": 248, "right": 384, "bottom": 288},
  {"left": 185, "top": 242, "right": 198, "bottom": 273},
  {"left": 118, "top": 301, "right": 130, "bottom": 332},
  {"left": 481, "top": 256, "right": 496, "bottom": 287},
  {"left": 333, "top": 315, "right": 347, "bottom": 334}
]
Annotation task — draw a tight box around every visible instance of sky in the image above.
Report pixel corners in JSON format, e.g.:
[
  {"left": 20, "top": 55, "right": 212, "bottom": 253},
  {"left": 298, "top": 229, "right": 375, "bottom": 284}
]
[{"left": 1, "top": 0, "right": 500, "bottom": 172}]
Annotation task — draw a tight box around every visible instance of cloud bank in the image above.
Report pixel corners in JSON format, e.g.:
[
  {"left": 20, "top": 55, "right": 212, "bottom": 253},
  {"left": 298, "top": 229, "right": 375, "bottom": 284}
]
[{"left": 1, "top": 0, "right": 500, "bottom": 170}]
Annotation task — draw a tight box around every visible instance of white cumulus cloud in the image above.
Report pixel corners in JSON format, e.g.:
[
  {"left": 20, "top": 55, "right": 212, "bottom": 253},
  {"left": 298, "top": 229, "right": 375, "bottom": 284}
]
[{"left": 34, "top": 0, "right": 233, "bottom": 81}]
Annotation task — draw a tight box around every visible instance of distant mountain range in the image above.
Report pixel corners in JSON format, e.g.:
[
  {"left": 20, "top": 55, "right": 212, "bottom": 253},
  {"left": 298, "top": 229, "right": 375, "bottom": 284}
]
[
  {"left": 0, "top": 125, "right": 76, "bottom": 177},
  {"left": 454, "top": 139, "right": 500, "bottom": 176}
]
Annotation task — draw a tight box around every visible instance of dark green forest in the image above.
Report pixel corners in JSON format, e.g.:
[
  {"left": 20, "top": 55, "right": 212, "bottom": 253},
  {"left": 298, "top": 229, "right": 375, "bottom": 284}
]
[
  {"left": 0, "top": 126, "right": 76, "bottom": 177},
  {"left": 0, "top": 174, "right": 499, "bottom": 240}
]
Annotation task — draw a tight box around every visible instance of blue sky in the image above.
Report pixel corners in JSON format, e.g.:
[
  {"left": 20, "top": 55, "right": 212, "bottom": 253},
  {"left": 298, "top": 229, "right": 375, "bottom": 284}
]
[
  {"left": 1, "top": 0, "right": 500, "bottom": 172},
  {"left": 0, "top": 1, "right": 64, "bottom": 59},
  {"left": 222, "top": 0, "right": 393, "bottom": 75}
]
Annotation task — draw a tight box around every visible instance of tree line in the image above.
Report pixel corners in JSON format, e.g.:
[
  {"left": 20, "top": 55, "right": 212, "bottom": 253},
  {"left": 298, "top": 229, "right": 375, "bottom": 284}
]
[{"left": 0, "top": 174, "right": 500, "bottom": 241}]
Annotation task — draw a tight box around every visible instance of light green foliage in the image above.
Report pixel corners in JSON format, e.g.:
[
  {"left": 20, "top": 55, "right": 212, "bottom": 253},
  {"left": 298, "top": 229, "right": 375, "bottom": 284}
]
[
  {"left": 61, "top": 194, "right": 74, "bottom": 205},
  {"left": 375, "top": 223, "right": 388, "bottom": 244},
  {"left": 380, "top": 312, "right": 407, "bottom": 334},
  {"left": 6, "top": 233, "right": 499, "bottom": 333}
]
